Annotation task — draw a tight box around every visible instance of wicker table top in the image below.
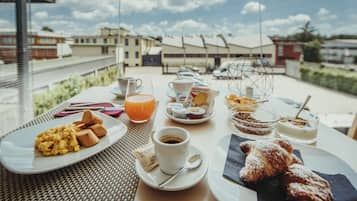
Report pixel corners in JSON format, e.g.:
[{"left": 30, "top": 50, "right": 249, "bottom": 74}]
[{"left": 1, "top": 90, "right": 155, "bottom": 201}]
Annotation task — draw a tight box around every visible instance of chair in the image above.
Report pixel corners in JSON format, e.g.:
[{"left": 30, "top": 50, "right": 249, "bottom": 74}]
[{"left": 348, "top": 114, "right": 357, "bottom": 140}]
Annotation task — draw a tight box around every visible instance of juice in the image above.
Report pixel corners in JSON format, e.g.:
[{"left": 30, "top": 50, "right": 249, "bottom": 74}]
[{"left": 124, "top": 94, "right": 156, "bottom": 123}]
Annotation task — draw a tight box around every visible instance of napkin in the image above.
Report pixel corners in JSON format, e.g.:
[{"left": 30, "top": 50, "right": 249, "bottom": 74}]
[
  {"left": 223, "top": 134, "right": 357, "bottom": 201},
  {"left": 54, "top": 102, "right": 124, "bottom": 118},
  {"left": 133, "top": 143, "right": 159, "bottom": 172}
]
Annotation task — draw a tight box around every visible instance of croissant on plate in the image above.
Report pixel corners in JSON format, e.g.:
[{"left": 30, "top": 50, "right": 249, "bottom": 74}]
[
  {"left": 281, "top": 164, "right": 333, "bottom": 201},
  {"left": 239, "top": 138, "right": 302, "bottom": 183}
]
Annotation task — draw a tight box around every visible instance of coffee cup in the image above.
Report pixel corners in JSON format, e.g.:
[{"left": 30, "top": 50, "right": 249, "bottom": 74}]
[
  {"left": 118, "top": 77, "right": 142, "bottom": 95},
  {"left": 168, "top": 79, "right": 194, "bottom": 101},
  {"left": 153, "top": 127, "right": 190, "bottom": 175}
]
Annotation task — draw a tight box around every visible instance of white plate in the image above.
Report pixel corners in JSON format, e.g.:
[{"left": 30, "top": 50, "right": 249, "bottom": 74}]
[
  {"left": 207, "top": 134, "right": 357, "bottom": 201},
  {"left": 135, "top": 145, "right": 208, "bottom": 191},
  {"left": 0, "top": 112, "right": 127, "bottom": 174},
  {"left": 111, "top": 86, "right": 142, "bottom": 96},
  {"left": 166, "top": 111, "right": 215, "bottom": 125}
]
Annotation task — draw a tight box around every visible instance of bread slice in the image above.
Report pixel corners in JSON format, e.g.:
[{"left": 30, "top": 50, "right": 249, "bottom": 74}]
[
  {"left": 89, "top": 124, "right": 107, "bottom": 138},
  {"left": 76, "top": 129, "right": 99, "bottom": 147},
  {"left": 82, "top": 110, "right": 103, "bottom": 126},
  {"left": 82, "top": 110, "right": 95, "bottom": 125}
]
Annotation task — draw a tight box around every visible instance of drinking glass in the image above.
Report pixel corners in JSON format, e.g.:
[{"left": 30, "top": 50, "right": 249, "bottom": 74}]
[{"left": 124, "top": 79, "right": 156, "bottom": 123}]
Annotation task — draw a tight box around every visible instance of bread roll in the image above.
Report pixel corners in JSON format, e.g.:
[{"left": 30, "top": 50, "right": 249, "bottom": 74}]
[
  {"left": 76, "top": 129, "right": 99, "bottom": 147},
  {"left": 89, "top": 124, "right": 107, "bottom": 138}
]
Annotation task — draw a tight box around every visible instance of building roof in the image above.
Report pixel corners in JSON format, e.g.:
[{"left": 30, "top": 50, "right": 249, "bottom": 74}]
[
  {"left": 145, "top": 47, "right": 162, "bottom": 55},
  {"left": 204, "top": 36, "right": 226, "bottom": 47},
  {"left": 0, "top": 29, "right": 68, "bottom": 38},
  {"left": 101, "top": 27, "right": 130, "bottom": 32},
  {"left": 183, "top": 36, "right": 204, "bottom": 48},
  {"left": 323, "top": 39, "right": 357, "bottom": 48},
  {"left": 333, "top": 39, "right": 357, "bottom": 44},
  {"left": 162, "top": 36, "right": 183, "bottom": 48},
  {"left": 226, "top": 35, "right": 273, "bottom": 48},
  {"left": 161, "top": 35, "right": 274, "bottom": 49}
]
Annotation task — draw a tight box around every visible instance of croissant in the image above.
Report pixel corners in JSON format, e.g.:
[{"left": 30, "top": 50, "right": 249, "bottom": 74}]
[
  {"left": 282, "top": 164, "right": 333, "bottom": 201},
  {"left": 240, "top": 138, "right": 302, "bottom": 183}
]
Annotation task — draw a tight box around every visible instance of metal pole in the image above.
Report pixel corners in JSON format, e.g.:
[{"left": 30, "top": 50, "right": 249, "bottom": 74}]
[
  {"left": 16, "top": 0, "right": 33, "bottom": 123},
  {"left": 258, "top": 0, "right": 263, "bottom": 62},
  {"left": 116, "top": 0, "right": 122, "bottom": 76}
]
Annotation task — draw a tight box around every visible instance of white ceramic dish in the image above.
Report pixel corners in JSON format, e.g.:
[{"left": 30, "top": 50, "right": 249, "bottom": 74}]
[
  {"left": 166, "top": 89, "right": 177, "bottom": 100},
  {"left": 166, "top": 111, "right": 215, "bottom": 125},
  {"left": 135, "top": 145, "right": 208, "bottom": 191},
  {"left": 0, "top": 112, "right": 127, "bottom": 174},
  {"left": 111, "top": 86, "right": 142, "bottom": 96},
  {"left": 207, "top": 135, "right": 357, "bottom": 201}
]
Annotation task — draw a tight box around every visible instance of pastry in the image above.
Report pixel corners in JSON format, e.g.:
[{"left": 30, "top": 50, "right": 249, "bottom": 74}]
[
  {"left": 282, "top": 164, "right": 333, "bottom": 201},
  {"left": 76, "top": 129, "right": 100, "bottom": 147},
  {"left": 240, "top": 139, "right": 302, "bottom": 183}
]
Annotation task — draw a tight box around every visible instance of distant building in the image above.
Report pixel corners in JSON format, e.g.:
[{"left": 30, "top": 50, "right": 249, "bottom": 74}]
[
  {"left": 271, "top": 37, "right": 302, "bottom": 66},
  {"left": 161, "top": 34, "right": 275, "bottom": 68},
  {"left": 0, "top": 30, "right": 66, "bottom": 64},
  {"left": 321, "top": 39, "right": 357, "bottom": 64},
  {"left": 71, "top": 27, "right": 157, "bottom": 67}
]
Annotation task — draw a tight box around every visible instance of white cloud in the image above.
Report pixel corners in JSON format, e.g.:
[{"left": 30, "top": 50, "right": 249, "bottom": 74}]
[
  {"left": 72, "top": 10, "right": 108, "bottom": 20},
  {"left": 169, "top": 19, "right": 209, "bottom": 33},
  {"left": 317, "top": 8, "right": 337, "bottom": 21},
  {"left": 263, "top": 14, "right": 311, "bottom": 27},
  {"left": 34, "top": 11, "right": 48, "bottom": 19},
  {"left": 159, "top": 0, "right": 225, "bottom": 13},
  {"left": 58, "top": 0, "right": 225, "bottom": 17},
  {"left": 241, "top": 1, "right": 266, "bottom": 15},
  {"left": 134, "top": 19, "right": 210, "bottom": 36}
]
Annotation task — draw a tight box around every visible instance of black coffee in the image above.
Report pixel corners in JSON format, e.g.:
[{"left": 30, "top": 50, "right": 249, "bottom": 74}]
[{"left": 160, "top": 135, "right": 184, "bottom": 144}]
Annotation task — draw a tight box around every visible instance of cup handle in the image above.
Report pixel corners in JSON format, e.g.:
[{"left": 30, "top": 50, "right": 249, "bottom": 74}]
[
  {"left": 168, "top": 82, "right": 173, "bottom": 89},
  {"left": 136, "top": 79, "right": 143, "bottom": 88}
]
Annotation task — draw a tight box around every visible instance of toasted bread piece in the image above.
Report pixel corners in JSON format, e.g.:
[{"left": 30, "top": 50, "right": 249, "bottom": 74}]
[
  {"left": 72, "top": 121, "right": 87, "bottom": 129},
  {"left": 90, "top": 116, "right": 103, "bottom": 125},
  {"left": 76, "top": 129, "right": 99, "bottom": 147},
  {"left": 82, "top": 110, "right": 103, "bottom": 126},
  {"left": 89, "top": 124, "right": 107, "bottom": 138},
  {"left": 82, "top": 110, "right": 95, "bottom": 125}
]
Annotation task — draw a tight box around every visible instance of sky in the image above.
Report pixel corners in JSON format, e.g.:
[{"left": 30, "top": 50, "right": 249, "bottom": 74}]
[{"left": 0, "top": 0, "right": 356, "bottom": 37}]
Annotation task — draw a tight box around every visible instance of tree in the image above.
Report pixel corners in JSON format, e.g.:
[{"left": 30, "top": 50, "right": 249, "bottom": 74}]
[
  {"left": 41, "top": 26, "right": 54, "bottom": 32},
  {"left": 303, "top": 39, "right": 322, "bottom": 62},
  {"left": 297, "top": 21, "right": 316, "bottom": 42}
]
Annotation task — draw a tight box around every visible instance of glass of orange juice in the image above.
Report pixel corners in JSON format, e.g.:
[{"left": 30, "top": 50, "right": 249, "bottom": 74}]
[{"left": 124, "top": 79, "right": 156, "bottom": 123}]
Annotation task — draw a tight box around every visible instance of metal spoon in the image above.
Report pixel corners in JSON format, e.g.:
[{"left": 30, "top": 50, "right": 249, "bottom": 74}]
[
  {"left": 158, "top": 154, "right": 202, "bottom": 188},
  {"left": 295, "top": 95, "right": 311, "bottom": 119}
]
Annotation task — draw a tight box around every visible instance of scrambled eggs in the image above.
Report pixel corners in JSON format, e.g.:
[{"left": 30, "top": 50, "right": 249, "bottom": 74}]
[
  {"left": 226, "top": 94, "right": 257, "bottom": 112},
  {"left": 35, "top": 125, "right": 80, "bottom": 156}
]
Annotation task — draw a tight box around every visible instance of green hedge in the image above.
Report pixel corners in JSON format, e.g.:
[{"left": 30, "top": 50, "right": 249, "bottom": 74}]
[
  {"left": 300, "top": 66, "right": 357, "bottom": 95},
  {"left": 33, "top": 66, "right": 119, "bottom": 116}
]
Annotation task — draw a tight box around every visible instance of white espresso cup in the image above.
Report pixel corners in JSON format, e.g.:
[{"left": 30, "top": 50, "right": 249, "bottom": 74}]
[
  {"left": 153, "top": 127, "right": 190, "bottom": 175},
  {"left": 168, "top": 79, "right": 194, "bottom": 100}
]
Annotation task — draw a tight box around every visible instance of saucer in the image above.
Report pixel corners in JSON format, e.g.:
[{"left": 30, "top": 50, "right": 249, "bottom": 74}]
[
  {"left": 111, "top": 86, "right": 142, "bottom": 96},
  {"left": 135, "top": 145, "right": 208, "bottom": 191},
  {"left": 166, "top": 111, "right": 215, "bottom": 125}
]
